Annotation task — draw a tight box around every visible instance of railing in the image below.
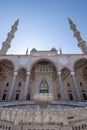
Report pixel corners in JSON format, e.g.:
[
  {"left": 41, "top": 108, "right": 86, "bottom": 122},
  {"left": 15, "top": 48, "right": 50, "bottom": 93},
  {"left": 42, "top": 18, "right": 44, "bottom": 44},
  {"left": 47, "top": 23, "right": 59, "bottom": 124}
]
[{"left": 0, "top": 100, "right": 87, "bottom": 108}]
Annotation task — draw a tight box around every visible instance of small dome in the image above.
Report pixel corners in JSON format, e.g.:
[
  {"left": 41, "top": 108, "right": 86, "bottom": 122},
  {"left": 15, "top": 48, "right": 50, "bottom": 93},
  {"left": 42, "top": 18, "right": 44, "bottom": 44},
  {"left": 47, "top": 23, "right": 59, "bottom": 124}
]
[
  {"left": 31, "top": 48, "right": 37, "bottom": 52},
  {"left": 51, "top": 47, "right": 57, "bottom": 51}
]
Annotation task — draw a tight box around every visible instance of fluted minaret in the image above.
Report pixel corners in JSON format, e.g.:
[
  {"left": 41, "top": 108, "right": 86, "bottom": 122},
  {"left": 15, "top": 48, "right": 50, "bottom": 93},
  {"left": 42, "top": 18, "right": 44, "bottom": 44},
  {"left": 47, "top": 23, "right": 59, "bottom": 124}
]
[
  {"left": 0, "top": 19, "right": 19, "bottom": 55},
  {"left": 68, "top": 18, "right": 87, "bottom": 54}
]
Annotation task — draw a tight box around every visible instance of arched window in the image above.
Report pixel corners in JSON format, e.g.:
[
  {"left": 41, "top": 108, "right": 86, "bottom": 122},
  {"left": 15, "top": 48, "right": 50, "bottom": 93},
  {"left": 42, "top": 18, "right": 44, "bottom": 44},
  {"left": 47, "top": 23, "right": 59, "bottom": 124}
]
[
  {"left": 18, "top": 82, "right": 21, "bottom": 87},
  {"left": 68, "top": 89, "right": 73, "bottom": 101},
  {"left": 67, "top": 83, "right": 70, "bottom": 87},
  {"left": 80, "top": 82, "right": 83, "bottom": 86},
  {"left": 82, "top": 90, "right": 87, "bottom": 100},
  {"left": 2, "top": 90, "right": 8, "bottom": 101},
  {"left": 27, "top": 94, "right": 30, "bottom": 100},
  {"left": 6, "top": 82, "right": 9, "bottom": 87},
  {"left": 15, "top": 89, "right": 21, "bottom": 101}
]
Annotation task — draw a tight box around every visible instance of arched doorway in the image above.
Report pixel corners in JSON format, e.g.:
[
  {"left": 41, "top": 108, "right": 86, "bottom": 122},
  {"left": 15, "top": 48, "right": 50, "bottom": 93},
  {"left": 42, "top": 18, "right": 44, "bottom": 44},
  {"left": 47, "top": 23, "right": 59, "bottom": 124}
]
[{"left": 30, "top": 59, "right": 59, "bottom": 101}]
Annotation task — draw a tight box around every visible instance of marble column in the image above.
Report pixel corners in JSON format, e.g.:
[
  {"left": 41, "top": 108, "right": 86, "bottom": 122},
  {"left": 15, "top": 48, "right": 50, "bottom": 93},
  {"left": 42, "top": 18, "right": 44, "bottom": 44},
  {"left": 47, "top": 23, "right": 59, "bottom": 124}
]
[
  {"left": 23, "top": 71, "right": 30, "bottom": 100},
  {"left": 8, "top": 71, "right": 18, "bottom": 101},
  {"left": 57, "top": 71, "right": 65, "bottom": 101},
  {"left": 71, "top": 71, "right": 81, "bottom": 101}
]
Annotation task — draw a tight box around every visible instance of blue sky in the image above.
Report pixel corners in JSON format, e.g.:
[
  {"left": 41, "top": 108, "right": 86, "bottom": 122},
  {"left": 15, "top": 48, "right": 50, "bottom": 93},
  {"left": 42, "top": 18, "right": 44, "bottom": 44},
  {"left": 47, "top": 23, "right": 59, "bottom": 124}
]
[{"left": 0, "top": 0, "right": 87, "bottom": 54}]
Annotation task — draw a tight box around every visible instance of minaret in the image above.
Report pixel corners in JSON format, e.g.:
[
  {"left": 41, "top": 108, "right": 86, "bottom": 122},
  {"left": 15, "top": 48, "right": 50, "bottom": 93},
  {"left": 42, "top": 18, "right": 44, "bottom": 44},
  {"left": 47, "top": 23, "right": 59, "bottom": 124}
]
[
  {"left": 68, "top": 18, "right": 87, "bottom": 54},
  {"left": 59, "top": 47, "right": 62, "bottom": 54},
  {"left": 0, "top": 19, "right": 19, "bottom": 55}
]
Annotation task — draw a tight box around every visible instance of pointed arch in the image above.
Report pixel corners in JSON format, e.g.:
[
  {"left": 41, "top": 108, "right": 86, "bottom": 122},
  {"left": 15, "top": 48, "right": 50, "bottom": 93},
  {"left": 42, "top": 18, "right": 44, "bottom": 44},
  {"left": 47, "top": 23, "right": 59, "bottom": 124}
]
[
  {"left": 0, "top": 59, "right": 14, "bottom": 101},
  {"left": 74, "top": 58, "right": 87, "bottom": 80},
  {"left": 74, "top": 58, "right": 87, "bottom": 101},
  {"left": 30, "top": 58, "right": 58, "bottom": 72},
  {"left": 0, "top": 59, "right": 14, "bottom": 80},
  {"left": 30, "top": 59, "right": 58, "bottom": 100},
  {"left": 39, "top": 76, "right": 49, "bottom": 93}
]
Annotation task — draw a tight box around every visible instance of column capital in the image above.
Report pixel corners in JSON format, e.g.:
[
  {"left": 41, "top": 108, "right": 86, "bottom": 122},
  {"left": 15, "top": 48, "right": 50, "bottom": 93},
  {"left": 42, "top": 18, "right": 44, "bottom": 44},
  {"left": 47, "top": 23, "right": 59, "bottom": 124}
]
[
  {"left": 27, "top": 71, "right": 31, "bottom": 75},
  {"left": 57, "top": 71, "right": 61, "bottom": 75},
  {"left": 71, "top": 71, "right": 75, "bottom": 75},
  {"left": 13, "top": 71, "right": 18, "bottom": 76}
]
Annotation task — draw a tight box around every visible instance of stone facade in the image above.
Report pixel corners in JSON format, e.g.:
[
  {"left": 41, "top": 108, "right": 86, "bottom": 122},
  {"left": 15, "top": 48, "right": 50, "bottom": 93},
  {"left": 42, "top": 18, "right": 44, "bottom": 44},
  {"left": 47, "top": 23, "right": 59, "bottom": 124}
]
[
  {"left": 0, "top": 18, "right": 87, "bottom": 130},
  {"left": 0, "top": 53, "right": 87, "bottom": 102}
]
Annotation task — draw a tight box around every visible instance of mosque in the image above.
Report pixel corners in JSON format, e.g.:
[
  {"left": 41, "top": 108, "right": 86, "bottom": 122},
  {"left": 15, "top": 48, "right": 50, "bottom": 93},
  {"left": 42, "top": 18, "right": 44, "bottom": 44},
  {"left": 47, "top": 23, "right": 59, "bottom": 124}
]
[{"left": 0, "top": 18, "right": 87, "bottom": 130}]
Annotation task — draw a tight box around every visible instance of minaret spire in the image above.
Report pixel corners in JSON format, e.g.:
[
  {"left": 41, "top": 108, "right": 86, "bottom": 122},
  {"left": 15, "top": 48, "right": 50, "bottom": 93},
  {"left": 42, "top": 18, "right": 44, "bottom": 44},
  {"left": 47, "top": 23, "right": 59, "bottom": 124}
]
[
  {"left": 59, "top": 47, "right": 62, "bottom": 54},
  {"left": 68, "top": 17, "right": 87, "bottom": 54},
  {"left": 0, "top": 19, "right": 19, "bottom": 55}
]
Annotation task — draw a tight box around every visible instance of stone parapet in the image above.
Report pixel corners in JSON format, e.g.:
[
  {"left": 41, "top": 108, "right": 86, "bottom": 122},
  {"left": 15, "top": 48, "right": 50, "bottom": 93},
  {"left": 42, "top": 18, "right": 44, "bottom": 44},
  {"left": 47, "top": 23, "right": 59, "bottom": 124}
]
[
  {"left": 0, "top": 107, "right": 87, "bottom": 130},
  {"left": 0, "top": 101, "right": 87, "bottom": 108}
]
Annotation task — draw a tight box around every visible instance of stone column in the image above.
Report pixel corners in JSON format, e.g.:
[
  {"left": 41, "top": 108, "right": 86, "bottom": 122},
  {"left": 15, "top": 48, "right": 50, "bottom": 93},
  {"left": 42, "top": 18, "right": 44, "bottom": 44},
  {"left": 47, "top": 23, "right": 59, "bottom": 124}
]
[
  {"left": 8, "top": 71, "right": 18, "bottom": 101},
  {"left": 57, "top": 71, "right": 65, "bottom": 101},
  {"left": 71, "top": 71, "right": 81, "bottom": 101},
  {"left": 23, "top": 71, "right": 30, "bottom": 100}
]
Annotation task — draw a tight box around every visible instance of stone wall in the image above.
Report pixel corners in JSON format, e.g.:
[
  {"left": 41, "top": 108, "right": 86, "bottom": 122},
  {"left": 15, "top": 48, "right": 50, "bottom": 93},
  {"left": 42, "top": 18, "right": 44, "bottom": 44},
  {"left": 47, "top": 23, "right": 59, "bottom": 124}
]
[{"left": 0, "top": 107, "right": 87, "bottom": 130}]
